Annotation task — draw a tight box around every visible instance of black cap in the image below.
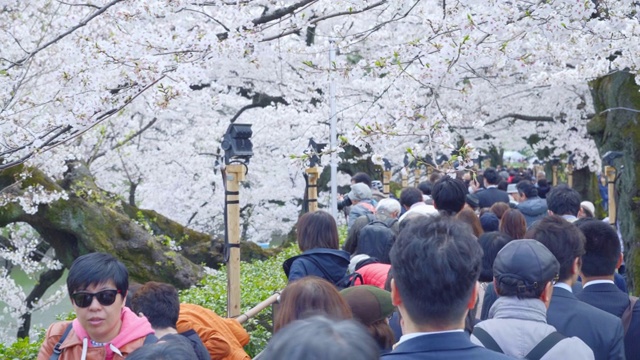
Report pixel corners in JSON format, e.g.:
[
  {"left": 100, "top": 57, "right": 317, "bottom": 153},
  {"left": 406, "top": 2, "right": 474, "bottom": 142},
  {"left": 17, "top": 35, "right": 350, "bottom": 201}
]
[{"left": 494, "top": 239, "right": 559, "bottom": 295}]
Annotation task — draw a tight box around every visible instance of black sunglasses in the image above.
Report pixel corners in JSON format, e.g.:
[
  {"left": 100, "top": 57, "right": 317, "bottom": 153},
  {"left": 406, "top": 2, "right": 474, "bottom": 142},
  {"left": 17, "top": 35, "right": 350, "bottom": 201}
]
[{"left": 71, "top": 289, "right": 121, "bottom": 308}]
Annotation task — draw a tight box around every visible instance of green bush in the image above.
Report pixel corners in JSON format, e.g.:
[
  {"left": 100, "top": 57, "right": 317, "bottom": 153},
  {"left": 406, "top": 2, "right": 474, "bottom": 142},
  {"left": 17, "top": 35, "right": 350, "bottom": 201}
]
[{"left": 179, "top": 244, "right": 300, "bottom": 357}]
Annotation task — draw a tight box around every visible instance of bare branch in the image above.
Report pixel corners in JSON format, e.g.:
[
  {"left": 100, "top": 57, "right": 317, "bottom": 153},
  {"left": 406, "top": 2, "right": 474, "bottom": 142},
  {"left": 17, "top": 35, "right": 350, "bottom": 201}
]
[
  {"left": 252, "top": 0, "right": 317, "bottom": 26},
  {"left": 485, "top": 113, "right": 555, "bottom": 126},
  {"left": 4, "top": 0, "right": 125, "bottom": 71}
]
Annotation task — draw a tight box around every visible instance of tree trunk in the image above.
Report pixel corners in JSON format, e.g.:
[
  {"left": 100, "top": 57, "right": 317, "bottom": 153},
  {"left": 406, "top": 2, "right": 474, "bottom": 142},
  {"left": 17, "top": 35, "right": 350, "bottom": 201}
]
[
  {"left": 588, "top": 71, "right": 640, "bottom": 293},
  {"left": 0, "top": 161, "right": 271, "bottom": 290}
]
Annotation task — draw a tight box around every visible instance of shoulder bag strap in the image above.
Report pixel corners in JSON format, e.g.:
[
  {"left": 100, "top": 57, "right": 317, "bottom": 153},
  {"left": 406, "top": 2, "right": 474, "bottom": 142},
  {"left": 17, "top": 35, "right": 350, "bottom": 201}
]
[
  {"left": 622, "top": 295, "right": 639, "bottom": 334},
  {"left": 472, "top": 327, "right": 504, "bottom": 354},
  {"left": 49, "top": 323, "right": 74, "bottom": 360},
  {"left": 524, "top": 331, "right": 566, "bottom": 360}
]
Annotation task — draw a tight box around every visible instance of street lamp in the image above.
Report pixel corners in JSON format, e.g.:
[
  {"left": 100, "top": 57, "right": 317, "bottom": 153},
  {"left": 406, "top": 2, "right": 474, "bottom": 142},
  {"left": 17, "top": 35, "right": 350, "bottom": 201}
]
[
  {"left": 221, "top": 123, "right": 253, "bottom": 165},
  {"left": 304, "top": 138, "right": 327, "bottom": 212}
]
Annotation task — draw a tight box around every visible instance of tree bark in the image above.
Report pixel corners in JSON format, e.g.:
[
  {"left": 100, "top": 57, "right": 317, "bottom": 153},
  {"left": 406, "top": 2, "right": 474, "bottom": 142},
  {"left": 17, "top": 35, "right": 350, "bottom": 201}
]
[
  {"left": 588, "top": 71, "right": 640, "bottom": 293},
  {"left": 0, "top": 161, "right": 272, "bottom": 291}
]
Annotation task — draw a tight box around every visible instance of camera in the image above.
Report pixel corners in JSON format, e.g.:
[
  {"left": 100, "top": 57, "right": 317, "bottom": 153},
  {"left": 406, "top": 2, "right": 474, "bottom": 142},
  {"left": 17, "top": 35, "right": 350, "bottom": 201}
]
[{"left": 338, "top": 195, "right": 352, "bottom": 211}]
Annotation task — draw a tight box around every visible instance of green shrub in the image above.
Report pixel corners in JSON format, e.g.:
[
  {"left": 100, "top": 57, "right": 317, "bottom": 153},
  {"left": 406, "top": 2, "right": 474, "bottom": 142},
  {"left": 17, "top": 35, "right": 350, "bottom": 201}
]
[{"left": 179, "top": 244, "right": 300, "bottom": 357}]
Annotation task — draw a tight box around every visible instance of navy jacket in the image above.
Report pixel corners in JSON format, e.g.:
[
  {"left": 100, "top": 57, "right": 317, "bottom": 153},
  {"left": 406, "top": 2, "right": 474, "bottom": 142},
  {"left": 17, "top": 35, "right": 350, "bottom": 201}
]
[
  {"left": 382, "top": 331, "right": 513, "bottom": 359},
  {"left": 283, "top": 248, "right": 350, "bottom": 283},
  {"left": 576, "top": 282, "right": 640, "bottom": 360},
  {"left": 547, "top": 287, "right": 625, "bottom": 360},
  {"left": 475, "top": 188, "right": 510, "bottom": 209}
]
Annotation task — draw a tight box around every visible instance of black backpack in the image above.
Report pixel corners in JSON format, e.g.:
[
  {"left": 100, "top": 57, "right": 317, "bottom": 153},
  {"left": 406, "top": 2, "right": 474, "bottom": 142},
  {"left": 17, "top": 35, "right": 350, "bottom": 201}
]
[
  {"left": 305, "top": 257, "right": 363, "bottom": 290},
  {"left": 355, "top": 214, "right": 397, "bottom": 264}
]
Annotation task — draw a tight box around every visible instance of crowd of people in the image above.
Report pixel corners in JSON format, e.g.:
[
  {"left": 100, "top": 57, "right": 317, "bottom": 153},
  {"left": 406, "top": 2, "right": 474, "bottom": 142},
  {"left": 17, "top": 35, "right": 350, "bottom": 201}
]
[{"left": 37, "top": 166, "right": 637, "bottom": 359}]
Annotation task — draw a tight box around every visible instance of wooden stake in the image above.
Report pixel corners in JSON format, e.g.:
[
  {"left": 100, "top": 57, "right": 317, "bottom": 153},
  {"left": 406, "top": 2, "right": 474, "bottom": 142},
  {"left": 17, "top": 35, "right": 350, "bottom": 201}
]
[
  {"left": 414, "top": 169, "right": 421, "bottom": 187},
  {"left": 225, "top": 164, "right": 245, "bottom": 318},
  {"left": 605, "top": 165, "right": 616, "bottom": 226},
  {"left": 383, "top": 170, "right": 391, "bottom": 195},
  {"left": 552, "top": 165, "right": 558, "bottom": 186},
  {"left": 305, "top": 167, "right": 319, "bottom": 212},
  {"left": 401, "top": 169, "right": 408, "bottom": 188},
  {"left": 567, "top": 164, "right": 574, "bottom": 188}
]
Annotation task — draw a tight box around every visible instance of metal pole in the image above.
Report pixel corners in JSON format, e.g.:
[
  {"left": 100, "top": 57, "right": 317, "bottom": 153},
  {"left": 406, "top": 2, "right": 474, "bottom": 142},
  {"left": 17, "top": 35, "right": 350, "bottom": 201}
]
[
  {"left": 329, "top": 41, "right": 338, "bottom": 219},
  {"left": 225, "top": 164, "right": 245, "bottom": 318}
]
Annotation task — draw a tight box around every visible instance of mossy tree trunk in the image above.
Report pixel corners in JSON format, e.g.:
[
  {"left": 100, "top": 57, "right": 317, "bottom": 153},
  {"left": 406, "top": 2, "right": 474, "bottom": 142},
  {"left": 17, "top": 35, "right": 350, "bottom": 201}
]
[
  {"left": 0, "top": 161, "right": 271, "bottom": 288},
  {"left": 588, "top": 71, "right": 640, "bottom": 293}
]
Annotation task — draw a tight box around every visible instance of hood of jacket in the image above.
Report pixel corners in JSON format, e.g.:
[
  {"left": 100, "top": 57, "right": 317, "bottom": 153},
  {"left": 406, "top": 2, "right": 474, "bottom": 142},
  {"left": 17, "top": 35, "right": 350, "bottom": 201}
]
[
  {"left": 283, "top": 248, "right": 350, "bottom": 282},
  {"left": 73, "top": 306, "right": 155, "bottom": 360},
  {"left": 517, "top": 197, "right": 547, "bottom": 217}
]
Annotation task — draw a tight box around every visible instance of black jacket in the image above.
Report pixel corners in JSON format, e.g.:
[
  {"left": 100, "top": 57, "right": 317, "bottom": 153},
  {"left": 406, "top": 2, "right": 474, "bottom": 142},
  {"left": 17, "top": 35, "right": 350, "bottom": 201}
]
[
  {"left": 283, "top": 248, "right": 350, "bottom": 284},
  {"left": 475, "top": 187, "right": 510, "bottom": 209}
]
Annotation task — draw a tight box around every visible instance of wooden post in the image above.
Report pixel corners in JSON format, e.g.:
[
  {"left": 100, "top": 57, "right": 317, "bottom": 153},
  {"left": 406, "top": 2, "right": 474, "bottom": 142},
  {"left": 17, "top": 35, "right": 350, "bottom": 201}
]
[
  {"left": 305, "top": 167, "right": 319, "bottom": 212},
  {"left": 605, "top": 165, "right": 616, "bottom": 226},
  {"left": 414, "top": 169, "right": 421, "bottom": 187},
  {"left": 383, "top": 170, "right": 391, "bottom": 195},
  {"left": 225, "top": 164, "right": 245, "bottom": 318},
  {"left": 401, "top": 169, "right": 408, "bottom": 188},
  {"left": 567, "top": 164, "right": 574, "bottom": 188},
  {"left": 552, "top": 165, "right": 558, "bottom": 186}
]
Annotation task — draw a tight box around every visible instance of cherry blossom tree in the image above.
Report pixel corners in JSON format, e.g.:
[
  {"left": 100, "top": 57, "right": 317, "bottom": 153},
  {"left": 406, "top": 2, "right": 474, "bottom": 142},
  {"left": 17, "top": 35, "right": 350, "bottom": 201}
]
[{"left": 0, "top": 0, "right": 638, "bottom": 341}]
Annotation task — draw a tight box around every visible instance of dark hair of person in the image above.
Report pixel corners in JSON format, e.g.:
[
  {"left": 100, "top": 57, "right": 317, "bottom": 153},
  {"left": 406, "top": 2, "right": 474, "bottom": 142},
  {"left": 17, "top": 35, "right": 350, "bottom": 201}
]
[
  {"left": 497, "top": 180, "right": 508, "bottom": 191},
  {"left": 390, "top": 216, "right": 482, "bottom": 327},
  {"left": 417, "top": 181, "right": 433, "bottom": 196},
  {"left": 296, "top": 211, "right": 339, "bottom": 252},
  {"left": 580, "top": 204, "right": 594, "bottom": 218},
  {"left": 131, "top": 282, "right": 179, "bottom": 329},
  {"left": 546, "top": 184, "right": 581, "bottom": 216},
  {"left": 478, "top": 232, "right": 513, "bottom": 282},
  {"left": 525, "top": 216, "right": 585, "bottom": 282},
  {"left": 575, "top": 219, "right": 621, "bottom": 277},
  {"left": 489, "top": 202, "right": 510, "bottom": 220},
  {"left": 495, "top": 273, "right": 549, "bottom": 300},
  {"left": 261, "top": 316, "right": 379, "bottom": 360},
  {"left": 516, "top": 180, "right": 538, "bottom": 198},
  {"left": 456, "top": 208, "right": 483, "bottom": 238},
  {"left": 274, "top": 276, "right": 352, "bottom": 333},
  {"left": 483, "top": 167, "right": 500, "bottom": 185},
  {"left": 499, "top": 209, "right": 527, "bottom": 239},
  {"left": 431, "top": 176, "right": 467, "bottom": 215},
  {"left": 429, "top": 172, "right": 443, "bottom": 184},
  {"left": 351, "top": 172, "right": 372, "bottom": 188},
  {"left": 127, "top": 335, "right": 197, "bottom": 360},
  {"left": 67, "top": 252, "right": 128, "bottom": 296},
  {"left": 399, "top": 187, "right": 423, "bottom": 208},
  {"left": 368, "top": 318, "right": 395, "bottom": 350}
]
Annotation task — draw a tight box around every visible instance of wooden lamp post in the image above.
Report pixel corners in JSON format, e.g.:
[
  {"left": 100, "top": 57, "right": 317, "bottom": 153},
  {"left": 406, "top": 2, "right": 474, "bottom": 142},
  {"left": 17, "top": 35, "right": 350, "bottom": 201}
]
[
  {"left": 305, "top": 138, "right": 326, "bottom": 213},
  {"left": 567, "top": 154, "right": 575, "bottom": 188},
  {"left": 382, "top": 158, "right": 392, "bottom": 195},
  {"left": 602, "top": 151, "right": 624, "bottom": 227},
  {"left": 221, "top": 123, "right": 253, "bottom": 318}
]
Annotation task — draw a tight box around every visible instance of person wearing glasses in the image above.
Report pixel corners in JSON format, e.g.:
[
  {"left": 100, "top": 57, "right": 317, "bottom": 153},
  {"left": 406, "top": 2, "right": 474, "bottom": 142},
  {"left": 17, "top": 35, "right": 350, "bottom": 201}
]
[{"left": 38, "top": 252, "right": 156, "bottom": 360}]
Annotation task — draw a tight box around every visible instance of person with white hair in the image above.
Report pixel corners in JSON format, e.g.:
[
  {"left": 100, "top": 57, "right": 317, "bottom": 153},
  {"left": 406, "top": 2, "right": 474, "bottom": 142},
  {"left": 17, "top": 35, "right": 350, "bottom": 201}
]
[{"left": 344, "top": 198, "right": 400, "bottom": 264}]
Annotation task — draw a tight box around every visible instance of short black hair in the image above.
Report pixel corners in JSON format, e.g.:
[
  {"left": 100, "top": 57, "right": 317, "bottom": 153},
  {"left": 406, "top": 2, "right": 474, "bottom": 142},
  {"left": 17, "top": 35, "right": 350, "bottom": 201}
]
[
  {"left": 546, "top": 184, "right": 581, "bottom": 216},
  {"left": 67, "top": 252, "right": 128, "bottom": 296},
  {"left": 399, "top": 187, "right": 423, "bottom": 208},
  {"left": 525, "top": 216, "right": 585, "bottom": 282},
  {"left": 261, "top": 316, "right": 379, "bottom": 360},
  {"left": 127, "top": 335, "right": 197, "bottom": 360},
  {"left": 131, "top": 282, "right": 180, "bottom": 329},
  {"left": 516, "top": 180, "right": 538, "bottom": 198},
  {"left": 351, "top": 172, "right": 372, "bottom": 188},
  {"left": 431, "top": 176, "right": 467, "bottom": 214},
  {"left": 483, "top": 168, "right": 500, "bottom": 185},
  {"left": 417, "top": 181, "right": 433, "bottom": 196},
  {"left": 575, "top": 219, "right": 621, "bottom": 277},
  {"left": 390, "top": 216, "right": 482, "bottom": 327},
  {"left": 478, "top": 232, "right": 513, "bottom": 282}
]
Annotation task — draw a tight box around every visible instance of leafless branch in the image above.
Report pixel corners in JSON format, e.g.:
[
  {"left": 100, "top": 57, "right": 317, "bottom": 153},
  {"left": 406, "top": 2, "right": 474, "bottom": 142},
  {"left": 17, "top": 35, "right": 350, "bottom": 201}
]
[
  {"left": 4, "top": 0, "right": 124, "bottom": 71},
  {"left": 252, "top": 0, "right": 317, "bottom": 26},
  {"left": 485, "top": 113, "right": 555, "bottom": 126}
]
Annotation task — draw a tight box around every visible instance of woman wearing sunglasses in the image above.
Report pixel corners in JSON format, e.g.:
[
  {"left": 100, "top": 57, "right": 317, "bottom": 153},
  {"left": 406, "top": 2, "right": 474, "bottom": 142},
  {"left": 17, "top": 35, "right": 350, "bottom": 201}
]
[{"left": 38, "top": 253, "right": 156, "bottom": 360}]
